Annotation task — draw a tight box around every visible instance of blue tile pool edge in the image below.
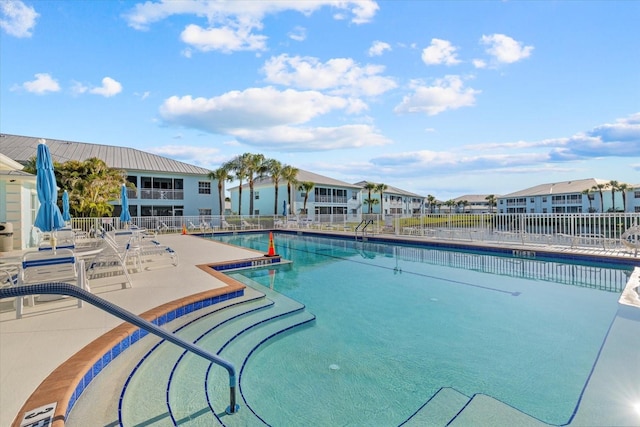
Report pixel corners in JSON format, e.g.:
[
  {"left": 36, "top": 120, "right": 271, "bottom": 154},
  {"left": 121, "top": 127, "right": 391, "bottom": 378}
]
[{"left": 64, "top": 288, "right": 245, "bottom": 420}]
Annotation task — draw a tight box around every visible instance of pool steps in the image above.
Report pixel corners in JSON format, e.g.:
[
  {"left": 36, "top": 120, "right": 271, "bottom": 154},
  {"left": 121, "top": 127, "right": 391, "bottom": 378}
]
[{"left": 68, "top": 284, "right": 316, "bottom": 426}]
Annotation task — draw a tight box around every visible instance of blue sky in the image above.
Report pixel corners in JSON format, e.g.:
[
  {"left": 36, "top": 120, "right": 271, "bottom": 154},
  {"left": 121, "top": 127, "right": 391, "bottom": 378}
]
[{"left": 1, "top": 0, "right": 639, "bottom": 200}]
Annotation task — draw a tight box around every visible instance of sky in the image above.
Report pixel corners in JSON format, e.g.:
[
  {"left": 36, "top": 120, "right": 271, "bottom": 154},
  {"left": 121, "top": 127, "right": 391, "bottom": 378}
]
[{"left": 1, "top": 0, "right": 639, "bottom": 200}]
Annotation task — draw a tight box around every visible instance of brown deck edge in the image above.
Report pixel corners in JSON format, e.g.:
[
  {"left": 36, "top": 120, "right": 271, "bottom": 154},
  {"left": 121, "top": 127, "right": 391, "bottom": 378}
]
[{"left": 11, "top": 267, "right": 246, "bottom": 427}]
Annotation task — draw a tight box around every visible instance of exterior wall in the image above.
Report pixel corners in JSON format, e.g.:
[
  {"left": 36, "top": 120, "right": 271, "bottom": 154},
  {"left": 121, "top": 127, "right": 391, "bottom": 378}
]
[
  {"left": 229, "top": 182, "right": 363, "bottom": 219},
  {"left": 1, "top": 180, "right": 37, "bottom": 250},
  {"left": 497, "top": 191, "right": 629, "bottom": 214},
  {"left": 118, "top": 171, "right": 218, "bottom": 218}
]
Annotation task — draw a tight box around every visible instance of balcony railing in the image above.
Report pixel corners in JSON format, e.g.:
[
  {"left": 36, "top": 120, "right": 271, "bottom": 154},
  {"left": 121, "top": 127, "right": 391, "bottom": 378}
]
[{"left": 138, "top": 189, "right": 184, "bottom": 200}]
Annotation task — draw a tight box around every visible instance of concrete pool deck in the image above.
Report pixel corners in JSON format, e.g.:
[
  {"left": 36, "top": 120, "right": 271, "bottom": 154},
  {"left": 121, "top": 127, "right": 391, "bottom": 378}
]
[{"left": 1, "top": 231, "right": 639, "bottom": 426}]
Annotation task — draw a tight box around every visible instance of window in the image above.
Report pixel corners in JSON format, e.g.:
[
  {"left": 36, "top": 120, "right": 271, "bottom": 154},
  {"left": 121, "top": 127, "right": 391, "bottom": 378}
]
[
  {"left": 254, "top": 191, "right": 260, "bottom": 200},
  {"left": 199, "top": 181, "right": 211, "bottom": 194},
  {"left": 254, "top": 210, "right": 260, "bottom": 215},
  {"left": 199, "top": 209, "right": 211, "bottom": 216}
]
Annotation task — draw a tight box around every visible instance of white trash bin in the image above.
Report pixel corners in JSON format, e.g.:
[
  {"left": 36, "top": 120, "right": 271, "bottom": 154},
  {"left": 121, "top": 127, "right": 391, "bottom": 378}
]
[{"left": 0, "top": 222, "right": 14, "bottom": 252}]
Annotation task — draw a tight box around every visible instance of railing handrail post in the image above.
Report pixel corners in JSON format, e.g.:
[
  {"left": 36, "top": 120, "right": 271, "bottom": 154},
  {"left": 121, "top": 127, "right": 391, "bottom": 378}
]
[{"left": 0, "top": 283, "right": 239, "bottom": 415}]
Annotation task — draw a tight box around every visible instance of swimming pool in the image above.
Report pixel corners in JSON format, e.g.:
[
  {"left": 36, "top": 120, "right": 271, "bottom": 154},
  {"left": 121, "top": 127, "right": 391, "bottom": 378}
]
[{"left": 199, "top": 232, "right": 632, "bottom": 426}]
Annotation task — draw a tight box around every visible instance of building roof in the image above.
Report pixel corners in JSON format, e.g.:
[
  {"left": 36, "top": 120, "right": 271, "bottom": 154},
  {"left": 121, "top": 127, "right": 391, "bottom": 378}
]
[
  {"left": 353, "top": 180, "right": 424, "bottom": 198},
  {"left": 500, "top": 178, "right": 610, "bottom": 198},
  {"left": 0, "top": 134, "right": 212, "bottom": 176},
  {"left": 452, "top": 194, "right": 497, "bottom": 203},
  {"left": 231, "top": 168, "right": 362, "bottom": 190}
]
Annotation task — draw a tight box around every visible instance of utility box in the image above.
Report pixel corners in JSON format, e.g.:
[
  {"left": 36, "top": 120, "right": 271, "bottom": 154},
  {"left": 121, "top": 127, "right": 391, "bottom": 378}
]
[{"left": 0, "top": 222, "right": 14, "bottom": 252}]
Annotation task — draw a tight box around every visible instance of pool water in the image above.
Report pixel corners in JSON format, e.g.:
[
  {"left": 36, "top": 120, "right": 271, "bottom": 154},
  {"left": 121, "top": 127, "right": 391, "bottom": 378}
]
[{"left": 209, "top": 233, "right": 631, "bottom": 426}]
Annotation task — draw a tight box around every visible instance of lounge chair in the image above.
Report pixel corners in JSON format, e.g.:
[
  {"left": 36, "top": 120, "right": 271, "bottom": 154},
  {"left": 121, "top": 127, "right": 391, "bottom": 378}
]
[
  {"left": 221, "top": 220, "right": 237, "bottom": 230},
  {"left": 621, "top": 224, "right": 640, "bottom": 256},
  {"left": 88, "top": 229, "right": 138, "bottom": 288},
  {"left": 241, "top": 220, "right": 260, "bottom": 230},
  {"left": 14, "top": 248, "right": 89, "bottom": 319}
]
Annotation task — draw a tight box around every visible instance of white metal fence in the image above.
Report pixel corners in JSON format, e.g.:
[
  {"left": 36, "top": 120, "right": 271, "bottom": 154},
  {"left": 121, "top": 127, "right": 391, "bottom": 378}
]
[{"left": 68, "top": 212, "right": 640, "bottom": 251}]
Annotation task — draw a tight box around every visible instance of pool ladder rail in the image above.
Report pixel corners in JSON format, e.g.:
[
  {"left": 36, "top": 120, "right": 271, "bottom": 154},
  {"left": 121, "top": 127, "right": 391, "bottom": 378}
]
[
  {"left": 0, "top": 283, "right": 240, "bottom": 420},
  {"left": 355, "top": 219, "right": 374, "bottom": 240}
]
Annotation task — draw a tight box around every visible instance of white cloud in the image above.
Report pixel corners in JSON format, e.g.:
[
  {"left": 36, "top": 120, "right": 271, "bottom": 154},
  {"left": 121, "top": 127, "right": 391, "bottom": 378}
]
[
  {"left": 472, "top": 59, "right": 486, "bottom": 69},
  {"left": 159, "top": 86, "right": 350, "bottom": 131},
  {"left": 288, "top": 26, "right": 306, "bottom": 42},
  {"left": 0, "top": 0, "right": 38, "bottom": 37},
  {"left": 421, "top": 38, "right": 460, "bottom": 66},
  {"left": 89, "top": 77, "right": 123, "bottom": 97},
  {"left": 480, "top": 34, "right": 533, "bottom": 64},
  {"left": 18, "top": 73, "right": 60, "bottom": 94},
  {"left": 180, "top": 23, "right": 267, "bottom": 53},
  {"left": 368, "top": 40, "right": 391, "bottom": 57},
  {"left": 230, "top": 124, "right": 391, "bottom": 150},
  {"left": 394, "top": 75, "right": 480, "bottom": 116},
  {"left": 158, "top": 85, "right": 391, "bottom": 151},
  {"left": 262, "top": 54, "right": 397, "bottom": 97},
  {"left": 124, "top": 0, "right": 378, "bottom": 52}
]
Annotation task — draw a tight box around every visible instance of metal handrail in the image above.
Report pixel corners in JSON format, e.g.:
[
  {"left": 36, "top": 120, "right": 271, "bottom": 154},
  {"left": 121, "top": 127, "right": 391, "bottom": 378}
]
[
  {"left": 354, "top": 219, "right": 374, "bottom": 240},
  {"left": 0, "top": 283, "right": 239, "bottom": 415}
]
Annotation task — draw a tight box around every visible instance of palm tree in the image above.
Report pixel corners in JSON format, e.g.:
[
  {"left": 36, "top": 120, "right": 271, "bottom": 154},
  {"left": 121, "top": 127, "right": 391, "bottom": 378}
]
[
  {"left": 282, "top": 165, "right": 299, "bottom": 215},
  {"left": 608, "top": 180, "right": 619, "bottom": 212},
  {"left": 445, "top": 199, "right": 457, "bottom": 213},
  {"left": 375, "top": 183, "right": 388, "bottom": 218},
  {"left": 208, "top": 166, "right": 233, "bottom": 217},
  {"left": 364, "top": 198, "right": 379, "bottom": 213},
  {"left": 581, "top": 188, "right": 595, "bottom": 213},
  {"left": 591, "top": 183, "right": 607, "bottom": 212},
  {"left": 485, "top": 194, "right": 497, "bottom": 213},
  {"left": 427, "top": 194, "right": 436, "bottom": 213},
  {"left": 266, "top": 158, "right": 283, "bottom": 215},
  {"left": 224, "top": 155, "right": 248, "bottom": 216},
  {"left": 297, "top": 181, "right": 315, "bottom": 216},
  {"left": 243, "top": 153, "right": 267, "bottom": 216},
  {"left": 616, "top": 182, "right": 632, "bottom": 212},
  {"left": 364, "top": 182, "right": 377, "bottom": 214}
]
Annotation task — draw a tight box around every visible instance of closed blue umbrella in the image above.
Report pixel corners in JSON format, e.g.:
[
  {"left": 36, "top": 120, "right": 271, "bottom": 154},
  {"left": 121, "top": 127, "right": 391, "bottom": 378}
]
[
  {"left": 282, "top": 200, "right": 287, "bottom": 217},
  {"left": 34, "top": 140, "right": 65, "bottom": 232},
  {"left": 62, "top": 190, "right": 71, "bottom": 222},
  {"left": 120, "top": 183, "right": 132, "bottom": 225}
]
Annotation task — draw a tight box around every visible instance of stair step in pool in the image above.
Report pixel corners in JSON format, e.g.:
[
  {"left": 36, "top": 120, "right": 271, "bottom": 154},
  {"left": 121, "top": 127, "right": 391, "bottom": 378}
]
[{"left": 401, "top": 387, "right": 470, "bottom": 427}]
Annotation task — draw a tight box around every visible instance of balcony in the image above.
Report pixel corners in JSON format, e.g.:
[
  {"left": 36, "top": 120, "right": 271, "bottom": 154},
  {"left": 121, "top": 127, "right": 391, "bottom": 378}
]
[{"left": 139, "top": 189, "right": 184, "bottom": 200}]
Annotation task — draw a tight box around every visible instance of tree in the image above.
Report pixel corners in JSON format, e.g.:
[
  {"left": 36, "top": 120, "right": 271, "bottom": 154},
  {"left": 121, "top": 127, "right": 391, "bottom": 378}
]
[
  {"left": 282, "top": 165, "right": 299, "bottom": 215},
  {"left": 485, "top": 194, "right": 497, "bottom": 213},
  {"left": 297, "top": 181, "right": 315, "bottom": 215},
  {"left": 427, "top": 194, "right": 436, "bottom": 213},
  {"left": 591, "top": 183, "right": 607, "bottom": 212},
  {"left": 224, "top": 155, "right": 249, "bottom": 215},
  {"left": 266, "top": 159, "right": 283, "bottom": 215},
  {"left": 458, "top": 200, "right": 469, "bottom": 213},
  {"left": 608, "top": 180, "right": 619, "bottom": 212},
  {"left": 581, "top": 188, "right": 595, "bottom": 213},
  {"left": 208, "top": 166, "right": 233, "bottom": 217},
  {"left": 39, "top": 157, "right": 127, "bottom": 217},
  {"left": 616, "top": 182, "right": 632, "bottom": 212},
  {"left": 444, "top": 199, "right": 457, "bottom": 213},
  {"left": 364, "top": 198, "right": 379, "bottom": 213},
  {"left": 245, "top": 153, "right": 267, "bottom": 216},
  {"left": 32, "top": 157, "right": 128, "bottom": 217},
  {"left": 364, "top": 182, "right": 377, "bottom": 214},
  {"left": 375, "top": 183, "right": 388, "bottom": 217}
]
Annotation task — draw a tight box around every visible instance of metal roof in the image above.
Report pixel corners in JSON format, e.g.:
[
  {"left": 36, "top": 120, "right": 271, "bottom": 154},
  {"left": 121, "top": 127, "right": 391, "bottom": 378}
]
[
  {"left": 234, "top": 168, "right": 362, "bottom": 190},
  {"left": 0, "top": 134, "right": 212, "bottom": 176},
  {"left": 353, "top": 180, "right": 424, "bottom": 198},
  {"left": 500, "top": 178, "right": 611, "bottom": 197}
]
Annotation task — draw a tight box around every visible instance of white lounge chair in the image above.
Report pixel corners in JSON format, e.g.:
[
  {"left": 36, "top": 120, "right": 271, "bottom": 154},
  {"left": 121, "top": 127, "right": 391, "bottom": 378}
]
[
  {"left": 221, "top": 220, "right": 237, "bottom": 230},
  {"left": 15, "top": 248, "right": 89, "bottom": 319},
  {"left": 621, "top": 224, "right": 640, "bottom": 256},
  {"left": 241, "top": 220, "right": 260, "bottom": 230}
]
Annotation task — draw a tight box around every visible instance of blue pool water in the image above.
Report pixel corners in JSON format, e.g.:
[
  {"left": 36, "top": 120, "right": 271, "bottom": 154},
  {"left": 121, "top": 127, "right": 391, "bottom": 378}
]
[{"left": 209, "top": 233, "right": 631, "bottom": 426}]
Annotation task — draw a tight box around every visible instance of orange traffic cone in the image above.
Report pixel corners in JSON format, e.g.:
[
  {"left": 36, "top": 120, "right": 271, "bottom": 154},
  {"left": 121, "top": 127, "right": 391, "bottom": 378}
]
[
  {"left": 265, "top": 232, "right": 277, "bottom": 257},
  {"left": 182, "top": 224, "right": 187, "bottom": 235}
]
